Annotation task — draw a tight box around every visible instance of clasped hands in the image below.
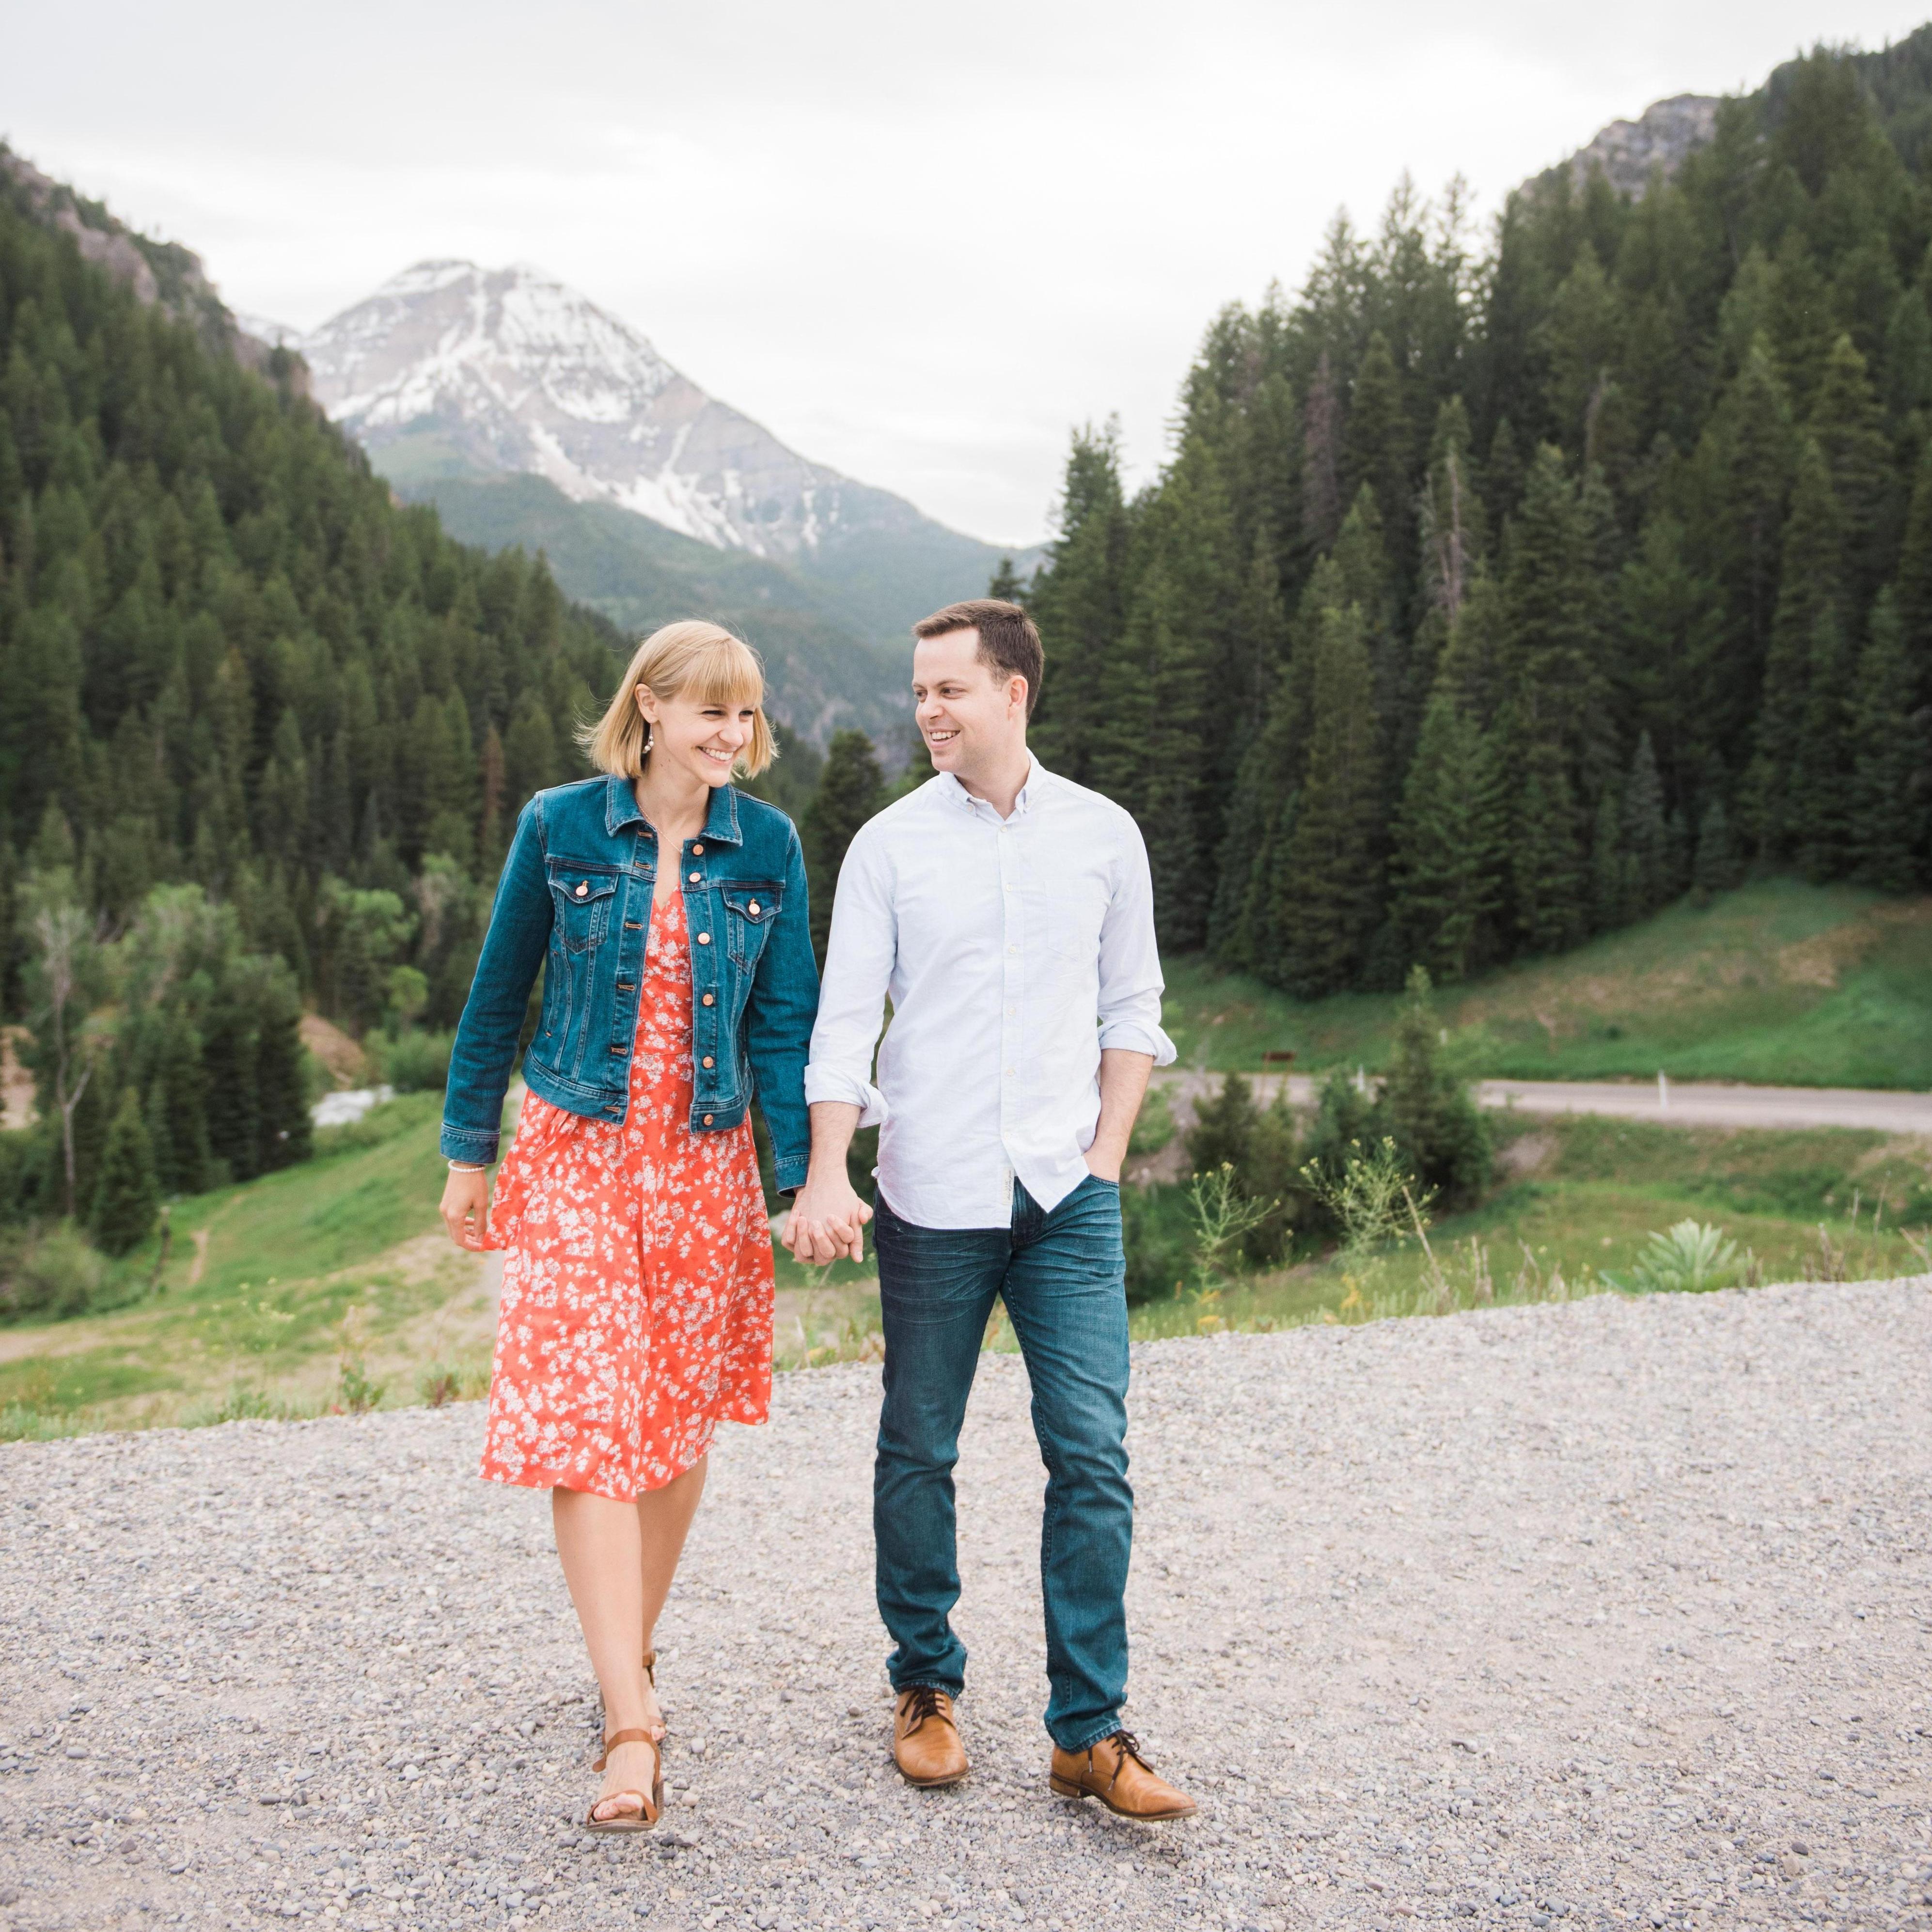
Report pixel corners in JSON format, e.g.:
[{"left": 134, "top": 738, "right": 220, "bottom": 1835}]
[{"left": 784, "top": 1172, "right": 874, "bottom": 1266}]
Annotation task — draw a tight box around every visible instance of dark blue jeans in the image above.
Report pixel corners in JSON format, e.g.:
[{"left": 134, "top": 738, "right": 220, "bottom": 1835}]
[{"left": 873, "top": 1174, "right": 1132, "bottom": 1752}]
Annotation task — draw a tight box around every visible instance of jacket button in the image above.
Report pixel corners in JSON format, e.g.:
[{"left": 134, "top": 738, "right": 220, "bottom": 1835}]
[
  {"left": 575, "top": 881, "right": 588, "bottom": 898},
  {"left": 689, "top": 871, "right": 700, "bottom": 883},
  {"left": 610, "top": 1044, "right": 626, "bottom": 1055},
  {"left": 697, "top": 931, "right": 711, "bottom": 944},
  {"left": 702, "top": 1114, "right": 714, "bottom": 1126},
  {"left": 701, "top": 993, "right": 714, "bottom": 1006},
  {"left": 748, "top": 900, "right": 760, "bottom": 916},
  {"left": 691, "top": 843, "right": 704, "bottom": 855},
  {"left": 701, "top": 1055, "right": 714, "bottom": 1068}
]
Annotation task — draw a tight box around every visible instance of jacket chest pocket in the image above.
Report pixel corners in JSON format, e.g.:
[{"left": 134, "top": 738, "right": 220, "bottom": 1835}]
[
  {"left": 548, "top": 865, "right": 619, "bottom": 954},
  {"left": 722, "top": 882, "right": 782, "bottom": 968}
]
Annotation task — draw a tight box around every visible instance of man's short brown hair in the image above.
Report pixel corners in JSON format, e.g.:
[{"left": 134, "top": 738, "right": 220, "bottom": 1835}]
[{"left": 912, "top": 599, "right": 1045, "bottom": 718}]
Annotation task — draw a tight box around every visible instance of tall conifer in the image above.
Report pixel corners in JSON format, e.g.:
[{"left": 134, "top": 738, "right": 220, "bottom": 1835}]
[
  {"left": 1846, "top": 589, "right": 1926, "bottom": 889},
  {"left": 1385, "top": 694, "right": 1505, "bottom": 982},
  {"left": 1278, "top": 599, "right": 1382, "bottom": 995}
]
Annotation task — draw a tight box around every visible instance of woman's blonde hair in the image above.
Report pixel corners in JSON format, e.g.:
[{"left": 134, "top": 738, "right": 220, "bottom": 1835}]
[{"left": 581, "top": 621, "right": 775, "bottom": 779}]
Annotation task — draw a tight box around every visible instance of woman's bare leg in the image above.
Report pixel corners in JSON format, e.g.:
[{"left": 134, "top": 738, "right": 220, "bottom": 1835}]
[
  {"left": 552, "top": 1488, "right": 657, "bottom": 1821},
  {"left": 634, "top": 1456, "right": 707, "bottom": 1734}
]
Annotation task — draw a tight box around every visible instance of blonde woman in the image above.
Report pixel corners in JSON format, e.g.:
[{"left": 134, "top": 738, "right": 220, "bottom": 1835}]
[{"left": 438, "top": 622, "right": 817, "bottom": 1830}]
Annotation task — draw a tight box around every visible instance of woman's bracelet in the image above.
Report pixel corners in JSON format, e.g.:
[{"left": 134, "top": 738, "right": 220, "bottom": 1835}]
[{"left": 448, "top": 1160, "right": 487, "bottom": 1174}]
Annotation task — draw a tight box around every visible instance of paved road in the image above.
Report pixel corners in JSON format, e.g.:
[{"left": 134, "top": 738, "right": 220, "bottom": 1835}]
[
  {"left": 1152, "top": 1067, "right": 1932, "bottom": 1136},
  {"left": 5, "top": 1279, "right": 1930, "bottom": 1929}
]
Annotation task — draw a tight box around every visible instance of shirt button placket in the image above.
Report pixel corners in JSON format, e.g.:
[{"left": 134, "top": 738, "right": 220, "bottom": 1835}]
[{"left": 999, "top": 817, "right": 1021, "bottom": 1218}]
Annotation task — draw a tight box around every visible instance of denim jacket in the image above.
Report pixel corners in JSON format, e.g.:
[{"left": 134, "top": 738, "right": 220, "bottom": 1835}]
[{"left": 440, "top": 775, "right": 817, "bottom": 1190}]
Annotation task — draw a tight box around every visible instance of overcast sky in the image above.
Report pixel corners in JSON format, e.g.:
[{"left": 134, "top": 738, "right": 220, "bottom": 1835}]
[{"left": 9, "top": 1, "right": 1932, "bottom": 545}]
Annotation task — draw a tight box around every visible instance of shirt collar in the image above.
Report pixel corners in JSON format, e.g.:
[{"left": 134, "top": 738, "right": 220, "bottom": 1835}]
[
  {"left": 604, "top": 774, "right": 744, "bottom": 846},
  {"left": 939, "top": 751, "right": 1046, "bottom": 822}
]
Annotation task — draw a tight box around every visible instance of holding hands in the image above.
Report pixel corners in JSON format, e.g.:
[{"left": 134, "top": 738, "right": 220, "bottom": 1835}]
[{"left": 785, "top": 1168, "right": 874, "bottom": 1266}]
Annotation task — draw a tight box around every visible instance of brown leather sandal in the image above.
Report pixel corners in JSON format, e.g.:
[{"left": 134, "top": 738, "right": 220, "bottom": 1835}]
[{"left": 584, "top": 1728, "right": 661, "bottom": 1833}]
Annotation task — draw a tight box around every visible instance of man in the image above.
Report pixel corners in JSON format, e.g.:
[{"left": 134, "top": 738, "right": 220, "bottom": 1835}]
[{"left": 787, "top": 599, "right": 1194, "bottom": 1820}]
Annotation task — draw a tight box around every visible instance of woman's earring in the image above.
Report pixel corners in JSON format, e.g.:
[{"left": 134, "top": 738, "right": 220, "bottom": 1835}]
[{"left": 641, "top": 722, "right": 654, "bottom": 757}]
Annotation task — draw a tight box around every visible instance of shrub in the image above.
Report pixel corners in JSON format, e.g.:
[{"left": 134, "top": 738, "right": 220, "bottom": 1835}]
[
  {"left": 1186, "top": 1074, "right": 1261, "bottom": 1177},
  {"left": 368, "top": 1028, "right": 455, "bottom": 1094},
  {"left": 1181, "top": 1074, "right": 1300, "bottom": 1261},
  {"left": 90, "top": 1089, "right": 160, "bottom": 1257},
  {"left": 1121, "top": 1182, "right": 1194, "bottom": 1305},
  {"left": 1379, "top": 966, "right": 1492, "bottom": 1209},
  {"left": 0, "top": 1224, "right": 107, "bottom": 1321}
]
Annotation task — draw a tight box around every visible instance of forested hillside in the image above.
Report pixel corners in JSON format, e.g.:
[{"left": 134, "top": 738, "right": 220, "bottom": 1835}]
[
  {"left": 1028, "top": 43, "right": 1932, "bottom": 994},
  {"left": 0, "top": 155, "right": 625, "bottom": 1241}
]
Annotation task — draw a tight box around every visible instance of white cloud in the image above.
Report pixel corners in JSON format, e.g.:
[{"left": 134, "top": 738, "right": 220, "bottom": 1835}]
[{"left": 6, "top": 0, "right": 1927, "bottom": 543}]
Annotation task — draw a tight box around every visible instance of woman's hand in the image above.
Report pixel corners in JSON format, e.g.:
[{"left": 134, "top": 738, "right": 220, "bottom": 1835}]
[
  {"left": 786, "top": 1168, "right": 873, "bottom": 1266},
  {"left": 440, "top": 1166, "right": 492, "bottom": 1250}
]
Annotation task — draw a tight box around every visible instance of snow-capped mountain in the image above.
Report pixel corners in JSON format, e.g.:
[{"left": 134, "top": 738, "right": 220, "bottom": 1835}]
[{"left": 296, "top": 260, "right": 977, "bottom": 570}]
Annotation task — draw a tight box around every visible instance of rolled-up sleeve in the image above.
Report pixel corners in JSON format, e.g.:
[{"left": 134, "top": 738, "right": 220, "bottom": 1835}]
[
  {"left": 1096, "top": 817, "right": 1177, "bottom": 1065},
  {"left": 803, "top": 826, "right": 894, "bottom": 1126}
]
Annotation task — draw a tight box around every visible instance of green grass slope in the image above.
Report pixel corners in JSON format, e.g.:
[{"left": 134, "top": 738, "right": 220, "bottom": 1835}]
[{"left": 1162, "top": 880, "right": 1932, "bottom": 1088}]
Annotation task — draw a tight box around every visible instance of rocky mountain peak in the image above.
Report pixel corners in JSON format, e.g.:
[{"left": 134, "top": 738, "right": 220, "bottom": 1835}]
[
  {"left": 295, "top": 259, "right": 908, "bottom": 563},
  {"left": 1559, "top": 94, "right": 1720, "bottom": 200},
  {"left": 0, "top": 145, "right": 300, "bottom": 388}
]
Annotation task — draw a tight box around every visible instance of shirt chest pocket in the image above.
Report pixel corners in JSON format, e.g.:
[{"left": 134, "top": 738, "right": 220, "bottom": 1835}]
[
  {"left": 1046, "top": 875, "right": 1110, "bottom": 963},
  {"left": 722, "top": 882, "right": 782, "bottom": 968},
  {"left": 547, "top": 865, "right": 619, "bottom": 953}
]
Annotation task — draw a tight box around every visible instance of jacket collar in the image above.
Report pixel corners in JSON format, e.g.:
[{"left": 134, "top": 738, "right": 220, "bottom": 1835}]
[{"left": 603, "top": 774, "right": 745, "bottom": 847}]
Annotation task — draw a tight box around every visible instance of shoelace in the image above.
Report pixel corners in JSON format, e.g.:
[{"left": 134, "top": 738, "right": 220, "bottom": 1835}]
[
  {"left": 1097, "top": 1729, "right": 1149, "bottom": 1788},
  {"left": 902, "top": 1686, "right": 948, "bottom": 1733}
]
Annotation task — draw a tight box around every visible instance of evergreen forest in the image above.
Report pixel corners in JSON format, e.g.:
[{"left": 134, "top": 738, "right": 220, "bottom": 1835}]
[
  {"left": 0, "top": 157, "right": 624, "bottom": 1256},
  {"left": 1025, "top": 44, "right": 1932, "bottom": 994}
]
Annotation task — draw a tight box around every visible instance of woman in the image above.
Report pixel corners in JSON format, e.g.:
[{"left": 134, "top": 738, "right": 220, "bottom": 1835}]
[{"left": 438, "top": 620, "right": 817, "bottom": 1830}]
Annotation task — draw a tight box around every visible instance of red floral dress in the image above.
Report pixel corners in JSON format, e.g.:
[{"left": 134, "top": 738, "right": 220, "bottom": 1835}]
[{"left": 478, "top": 890, "right": 774, "bottom": 1499}]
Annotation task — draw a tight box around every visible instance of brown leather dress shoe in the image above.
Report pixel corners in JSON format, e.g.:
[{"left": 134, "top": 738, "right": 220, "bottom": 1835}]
[
  {"left": 1049, "top": 1731, "right": 1196, "bottom": 1819},
  {"left": 892, "top": 1686, "right": 969, "bottom": 1787}
]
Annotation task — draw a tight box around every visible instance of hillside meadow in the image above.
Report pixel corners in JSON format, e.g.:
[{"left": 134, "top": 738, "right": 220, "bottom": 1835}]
[
  {"left": 2, "top": 1096, "right": 1925, "bottom": 1440},
  {"left": 1161, "top": 879, "right": 1932, "bottom": 1086}
]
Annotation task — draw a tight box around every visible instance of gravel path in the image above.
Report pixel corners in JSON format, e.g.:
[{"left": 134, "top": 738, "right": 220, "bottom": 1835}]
[
  {"left": 1150, "top": 1069, "right": 1932, "bottom": 1136},
  {"left": 4, "top": 1280, "right": 1931, "bottom": 1932}
]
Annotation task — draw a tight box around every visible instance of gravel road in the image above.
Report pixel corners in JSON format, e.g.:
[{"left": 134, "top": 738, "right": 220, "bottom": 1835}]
[
  {"left": 4, "top": 1279, "right": 1930, "bottom": 1932},
  {"left": 1149, "top": 1070, "right": 1932, "bottom": 1137}
]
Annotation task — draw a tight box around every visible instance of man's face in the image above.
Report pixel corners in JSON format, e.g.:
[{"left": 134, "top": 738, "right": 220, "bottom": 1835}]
[{"left": 911, "top": 628, "right": 1026, "bottom": 775}]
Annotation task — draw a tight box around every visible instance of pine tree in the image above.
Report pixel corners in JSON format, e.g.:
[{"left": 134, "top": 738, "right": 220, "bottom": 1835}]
[
  {"left": 1691, "top": 337, "right": 1795, "bottom": 756},
  {"left": 1301, "top": 351, "right": 1346, "bottom": 554},
  {"left": 1808, "top": 332, "right": 1898, "bottom": 614},
  {"left": 1279, "top": 599, "right": 1382, "bottom": 995},
  {"left": 986, "top": 557, "right": 1026, "bottom": 601},
  {"left": 1620, "top": 732, "right": 1671, "bottom": 918},
  {"left": 1385, "top": 694, "right": 1506, "bottom": 982},
  {"left": 1344, "top": 331, "right": 1414, "bottom": 608},
  {"left": 1743, "top": 435, "right": 1844, "bottom": 858},
  {"left": 1090, "top": 433, "right": 1237, "bottom": 948},
  {"left": 1184, "top": 1074, "right": 1261, "bottom": 1178},
  {"left": 1511, "top": 742, "right": 1587, "bottom": 954},
  {"left": 1692, "top": 800, "right": 1737, "bottom": 901},
  {"left": 801, "top": 731, "right": 884, "bottom": 965},
  {"left": 1484, "top": 416, "right": 1525, "bottom": 526},
  {"left": 1028, "top": 424, "right": 1129, "bottom": 786},
  {"left": 90, "top": 1086, "right": 159, "bottom": 1258},
  {"left": 1846, "top": 589, "right": 1927, "bottom": 890},
  {"left": 1378, "top": 966, "right": 1491, "bottom": 1209},
  {"left": 149, "top": 1010, "right": 212, "bottom": 1195}
]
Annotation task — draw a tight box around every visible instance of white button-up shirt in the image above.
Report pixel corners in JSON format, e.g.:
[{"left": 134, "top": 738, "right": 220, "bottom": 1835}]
[{"left": 803, "top": 754, "right": 1177, "bottom": 1228}]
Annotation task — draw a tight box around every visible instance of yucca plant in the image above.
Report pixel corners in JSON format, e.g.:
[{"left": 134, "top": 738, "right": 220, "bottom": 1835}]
[{"left": 1607, "top": 1220, "right": 1747, "bottom": 1295}]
